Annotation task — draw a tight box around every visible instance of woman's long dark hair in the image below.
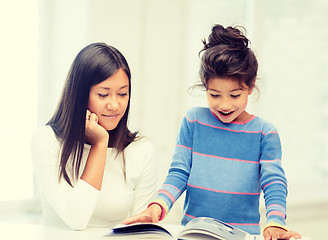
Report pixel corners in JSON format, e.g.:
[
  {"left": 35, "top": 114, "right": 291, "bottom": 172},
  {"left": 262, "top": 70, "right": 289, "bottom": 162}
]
[{"left": 47, "top": 43, "right": 137, "bottom": 186}]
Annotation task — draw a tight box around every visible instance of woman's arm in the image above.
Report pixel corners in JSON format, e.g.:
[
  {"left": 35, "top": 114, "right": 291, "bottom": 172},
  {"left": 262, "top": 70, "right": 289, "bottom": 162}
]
[
  {"left": 31, "top": 126, "right": 100, "bottom": 230},
  {"left": 31, "top": 112, "right": 109, "bottom": 230},
  {"left": 81, "top": 111, "right": 109, "bottom": 190}
]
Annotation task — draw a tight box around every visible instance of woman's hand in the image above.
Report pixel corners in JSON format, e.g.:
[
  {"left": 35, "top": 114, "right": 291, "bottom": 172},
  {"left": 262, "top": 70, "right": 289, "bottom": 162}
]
[
  {"left": 85, "top": 110, "right": 109, "bottom": 146},
  {"left": 263, "top": 227, "right": 302, "bottom": 240},
  {"left": 123, "top": 204, "right": 162, "bottom": 225},
  {"left": 80, "top": 110, "right": 109, "bottom": 190}
]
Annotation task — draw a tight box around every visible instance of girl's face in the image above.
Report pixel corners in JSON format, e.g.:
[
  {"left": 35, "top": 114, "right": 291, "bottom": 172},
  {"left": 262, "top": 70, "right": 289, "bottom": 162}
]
[
  {"left": 206, "top": 77, "right": 253, "bottom": 123},
  {"left": 88, "top": 68, "right": 129, "bottom": 131}
]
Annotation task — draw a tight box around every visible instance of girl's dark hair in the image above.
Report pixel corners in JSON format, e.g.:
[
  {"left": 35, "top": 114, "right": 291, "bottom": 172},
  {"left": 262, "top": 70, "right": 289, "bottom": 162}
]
[
  {"left": 47, "top": 42, "right": 137, "bottom": 186},
  {"left": 198, "top": 24, "right": 258, "bottom": 89}
]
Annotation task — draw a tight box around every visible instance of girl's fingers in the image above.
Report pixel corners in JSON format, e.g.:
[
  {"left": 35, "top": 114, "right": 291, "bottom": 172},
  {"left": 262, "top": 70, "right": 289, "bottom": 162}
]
[{"left": 279, "top": 231, "right": 302, "bottom": 239}]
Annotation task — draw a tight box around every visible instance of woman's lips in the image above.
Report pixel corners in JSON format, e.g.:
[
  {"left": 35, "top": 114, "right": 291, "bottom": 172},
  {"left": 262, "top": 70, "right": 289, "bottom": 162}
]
[{"left": 102, "top": 114, "right": 119, "bottom": 119}]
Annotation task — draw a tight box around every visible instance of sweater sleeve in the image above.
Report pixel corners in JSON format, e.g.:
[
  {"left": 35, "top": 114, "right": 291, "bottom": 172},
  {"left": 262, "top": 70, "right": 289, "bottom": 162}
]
[
  {"left": 129, "top": 140, "right": 158, "bottom": 216},
  {"left": 151, "top": 113, "right": 194, "bottom": 219},
  {"left": 31, "top": 126, "right": 100, "bottom": 230},
  {"left": 259, "top": 126, "right": 288, "bottom": 231}
]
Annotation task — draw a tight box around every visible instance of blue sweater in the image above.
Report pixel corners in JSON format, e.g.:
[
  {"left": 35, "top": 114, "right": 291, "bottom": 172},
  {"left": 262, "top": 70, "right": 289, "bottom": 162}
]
[{"left": 154, "top": 107, "right": 288, "bottom": 235}]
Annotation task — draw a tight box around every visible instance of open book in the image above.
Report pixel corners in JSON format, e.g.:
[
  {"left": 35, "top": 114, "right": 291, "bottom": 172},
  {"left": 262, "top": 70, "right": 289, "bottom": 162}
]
[{"left": 105, "top": 217, "right": 253, "bottom": 240}]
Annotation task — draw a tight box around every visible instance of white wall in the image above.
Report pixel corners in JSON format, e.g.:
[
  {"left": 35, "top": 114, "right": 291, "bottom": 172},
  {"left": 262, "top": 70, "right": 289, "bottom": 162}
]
[{"left": 0, "top": 0, "right": 38, "bottom": 201}]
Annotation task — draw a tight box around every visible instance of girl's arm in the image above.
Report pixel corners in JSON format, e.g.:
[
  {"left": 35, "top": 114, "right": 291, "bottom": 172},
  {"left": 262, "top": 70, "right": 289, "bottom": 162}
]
[
  {"left": 129, "top": 140, "right": 158, "bottom": 216},
  {"left": 124, "top": 113, "right": 194, "bottom": 224},
  {"left": 259, "top": 127, "right": 288, "bottom": 232},
  {"left": 260, "top": 126, "right": 302, "bottom": 239}
]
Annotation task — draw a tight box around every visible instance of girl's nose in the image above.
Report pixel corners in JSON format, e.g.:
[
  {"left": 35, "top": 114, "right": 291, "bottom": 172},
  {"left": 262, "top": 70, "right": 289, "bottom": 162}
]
[{"left": 218, "top": 99, "right": 231, "bottom": 111}]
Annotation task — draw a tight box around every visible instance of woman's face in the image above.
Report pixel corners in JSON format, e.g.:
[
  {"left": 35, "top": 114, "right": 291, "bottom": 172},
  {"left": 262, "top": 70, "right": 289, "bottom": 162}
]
[{"left": 88, "top": 68, "right": 129, "bottom": 131}]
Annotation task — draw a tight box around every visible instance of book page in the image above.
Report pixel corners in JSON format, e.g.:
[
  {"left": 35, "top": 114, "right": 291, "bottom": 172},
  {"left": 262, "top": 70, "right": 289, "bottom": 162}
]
[{"left": 178, "top": 217, "right": 250, "bottom": 240}]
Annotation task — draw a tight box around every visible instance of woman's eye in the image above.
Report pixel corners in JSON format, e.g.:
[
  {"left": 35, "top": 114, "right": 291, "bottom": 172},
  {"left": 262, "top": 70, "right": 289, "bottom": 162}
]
[
  {"left": 210, "top": 94, "right": 220, "bottom": 98},
  {"left": 98, "top": 94, "right": 108, "bottom": 98},
  {"left": 118, "top": 93, "right": 128, "bottom": 97},
  {"left": 231, "top": 94, "right": 241, "bottom": 98}
]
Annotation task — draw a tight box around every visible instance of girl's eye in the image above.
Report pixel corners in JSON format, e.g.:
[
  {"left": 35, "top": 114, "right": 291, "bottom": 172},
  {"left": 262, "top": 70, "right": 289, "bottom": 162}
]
[
  {"left": 118, "top": 93, "right": 128, "bottom": 97},
  {"left": 231, "top": 94, "right": 241, "bottom": 98},
  {"left": 98, "top": 94, "right": 108, "bottom": 98}
]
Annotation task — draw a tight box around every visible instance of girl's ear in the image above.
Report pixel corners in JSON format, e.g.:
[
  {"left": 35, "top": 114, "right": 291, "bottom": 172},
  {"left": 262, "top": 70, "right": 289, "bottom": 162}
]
[{"left": 248, "top": 79, "right": 256, "bottom": 95}]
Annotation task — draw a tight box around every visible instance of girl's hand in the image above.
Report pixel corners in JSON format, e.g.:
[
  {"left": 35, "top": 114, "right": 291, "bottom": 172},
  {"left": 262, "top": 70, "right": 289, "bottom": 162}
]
[
  {"left": 122, "top": 204, "right": 162, "bottom": 225},
  {"left": 85, "top": 110, "right": 109, "bottom": 146},
  {"left": 263, "top": 227, "right": 302, "bottom": 240}
]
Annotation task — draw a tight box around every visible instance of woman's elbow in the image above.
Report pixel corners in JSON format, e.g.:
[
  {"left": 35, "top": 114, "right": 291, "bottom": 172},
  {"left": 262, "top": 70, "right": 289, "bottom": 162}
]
[
  {"left": 60, "top": 212, "right": 89, "bottom": 231},
  {"left": 66, "top": 220, "right": 88, "bottom": 231}
]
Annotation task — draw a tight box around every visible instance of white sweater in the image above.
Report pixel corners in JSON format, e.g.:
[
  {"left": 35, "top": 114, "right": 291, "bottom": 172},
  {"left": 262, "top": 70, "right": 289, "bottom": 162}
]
[{"left": 31, "top": 125, "right": 157, "bottom": 230}]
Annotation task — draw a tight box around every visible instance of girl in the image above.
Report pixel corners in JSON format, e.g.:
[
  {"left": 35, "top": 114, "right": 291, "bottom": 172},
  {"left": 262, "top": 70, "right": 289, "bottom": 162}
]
[
  {"left": 31, "top": 43, "right": 157, "bottom": 230},
  {"left": 123, "top": 25, "right": 301, "bottom": 240}
]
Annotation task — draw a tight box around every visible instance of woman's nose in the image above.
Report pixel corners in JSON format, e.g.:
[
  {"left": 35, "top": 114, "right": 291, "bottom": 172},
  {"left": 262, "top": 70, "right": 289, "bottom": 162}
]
[{"left": 106, "top": 97, "right": 119, "bottom": 110}]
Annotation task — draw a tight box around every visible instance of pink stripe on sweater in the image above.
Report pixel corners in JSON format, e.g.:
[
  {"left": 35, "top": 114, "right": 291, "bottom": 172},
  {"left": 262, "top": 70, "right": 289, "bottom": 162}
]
[
  {"left": 185, "top": 116, "right": 269, "bottom": 135},
  {"left": 194, "top": 151, "right": 259, "bottom": 164},
  {"left": 268, "top": 211, "right": 286, "bottom": 218},
  {"left": 158, "top": 190, "right": 176, "bottom": 204},
  {"left": 187, "top": 183, "right": 260, "bottom": 195},
  {"left": 262, "top": 181, "right": 287, "bottom": 189},
  {"left": 176, "top": 144, "right": 193, "bottom": 150},
  {"left": 184, "top": 213, "right": 197, "bottom": 219}
]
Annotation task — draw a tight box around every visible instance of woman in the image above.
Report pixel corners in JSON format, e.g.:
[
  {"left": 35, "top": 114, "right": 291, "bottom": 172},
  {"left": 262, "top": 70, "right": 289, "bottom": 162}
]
[{"left": 31, "top": 43, "right": 157, "bottom": 230}]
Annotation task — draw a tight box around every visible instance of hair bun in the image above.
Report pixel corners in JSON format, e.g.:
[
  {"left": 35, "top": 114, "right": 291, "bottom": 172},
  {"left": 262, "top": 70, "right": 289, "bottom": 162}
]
[{"left": 202, "top": 24, "right": 249, "bottom": 51}]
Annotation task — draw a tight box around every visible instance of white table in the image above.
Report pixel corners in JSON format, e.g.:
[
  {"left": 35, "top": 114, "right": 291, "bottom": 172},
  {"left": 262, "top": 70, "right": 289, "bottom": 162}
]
[
  {"left": 0, "top": 223, "right": 108, "bottom": 240},
  {"left": 0, "top": 223, "right": 309, "bottom": 240}
]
